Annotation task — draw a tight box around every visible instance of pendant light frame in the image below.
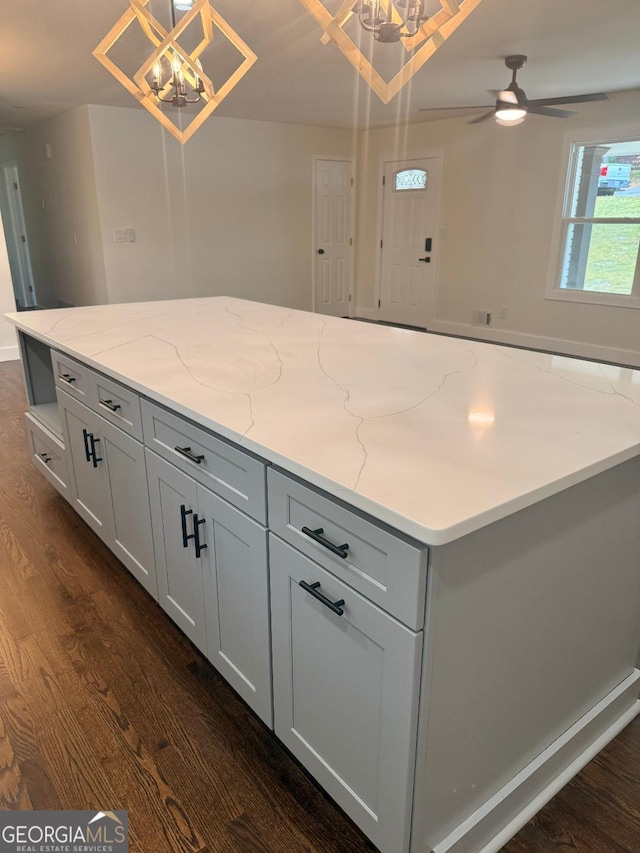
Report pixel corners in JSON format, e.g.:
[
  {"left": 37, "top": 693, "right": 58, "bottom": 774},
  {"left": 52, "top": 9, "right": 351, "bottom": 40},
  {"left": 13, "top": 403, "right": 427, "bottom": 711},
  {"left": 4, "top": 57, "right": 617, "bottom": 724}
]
[
  {"left": 94, "top": 0, "right": 256, "bottom": 144},
  {"left": 301, "top": 0, "right": 484, "bottom": 103}
]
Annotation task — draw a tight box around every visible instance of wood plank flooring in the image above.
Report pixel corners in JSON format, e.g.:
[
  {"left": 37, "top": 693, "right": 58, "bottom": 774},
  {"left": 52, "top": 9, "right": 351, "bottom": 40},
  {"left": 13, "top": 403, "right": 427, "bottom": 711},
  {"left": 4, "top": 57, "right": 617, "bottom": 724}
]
[{"left": 1, "top": 358, "right": 640, "bottom": 853}]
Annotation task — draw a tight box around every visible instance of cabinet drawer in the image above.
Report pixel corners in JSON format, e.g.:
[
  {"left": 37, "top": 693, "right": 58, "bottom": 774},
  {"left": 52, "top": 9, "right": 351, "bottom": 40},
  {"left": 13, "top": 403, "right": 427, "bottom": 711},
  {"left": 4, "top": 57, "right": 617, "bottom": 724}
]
[
  {"left": 25, "top": 412, "right": 69, "bottom": 499},
  {"left": 268, "top": 469, "right": 427, "bottom": 630},
  {"left": 91, "top": 373, "right": 143, "bottom": 441},
  {"left": 52, "top": 350, "right": 91, "bottom": 403},
  {"left": 141, "top": 399, "right": 267, "bottom": 524}
]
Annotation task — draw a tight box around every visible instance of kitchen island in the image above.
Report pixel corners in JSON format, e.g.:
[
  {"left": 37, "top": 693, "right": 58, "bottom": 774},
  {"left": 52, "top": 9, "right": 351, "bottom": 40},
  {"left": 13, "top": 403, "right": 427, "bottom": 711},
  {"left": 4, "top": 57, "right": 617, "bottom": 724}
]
[{"left": 6, "top": 296, "right": 640, "bottom": 853}]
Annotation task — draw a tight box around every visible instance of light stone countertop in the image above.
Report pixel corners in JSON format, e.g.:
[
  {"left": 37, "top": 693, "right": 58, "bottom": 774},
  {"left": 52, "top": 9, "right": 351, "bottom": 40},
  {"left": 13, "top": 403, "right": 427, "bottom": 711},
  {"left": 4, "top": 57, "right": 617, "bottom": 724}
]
[{"left": 6, "top": 296, "right": 640, "bottom": 546}]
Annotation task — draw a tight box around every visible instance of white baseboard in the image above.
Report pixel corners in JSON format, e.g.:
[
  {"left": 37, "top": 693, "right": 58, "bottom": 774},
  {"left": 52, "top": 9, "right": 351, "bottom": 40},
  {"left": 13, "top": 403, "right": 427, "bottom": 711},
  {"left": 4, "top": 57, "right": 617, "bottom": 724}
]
[
  {"left": 432, "top": 671, "right": 640, "bottom": 853},
  {"left": 0, "top": 345, "right": 19, "bottom": 362},
  {"left": 429, "top": 320, "right": 640, "bottom": 368}
]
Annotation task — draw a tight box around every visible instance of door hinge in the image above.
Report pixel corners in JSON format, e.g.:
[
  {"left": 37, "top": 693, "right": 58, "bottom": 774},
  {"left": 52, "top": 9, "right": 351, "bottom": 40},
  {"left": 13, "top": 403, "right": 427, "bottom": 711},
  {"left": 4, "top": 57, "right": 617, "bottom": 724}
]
[
  {"left": 350, "top": 177, "right": 354, "bottom": 186},
  {"left": 378, "top": 299, "right": 381, "bottom": 308},
  {"left": 380, "top": 239, "right": 383, "bottom": 249},
  {"left": 349, "top": 294, "right": 352, "bottom": 302},
  {"left": 21, "top": 235, "right": 26, "bottom": 243},
  {"left": 382, "top": 176, "right": 386, "bottom": 186},
  {"left": 349, "top": 237, "right": 353, "bottom": 246},
  {"left": 13, "top": 182, "right": 18, "bottom": 190}
]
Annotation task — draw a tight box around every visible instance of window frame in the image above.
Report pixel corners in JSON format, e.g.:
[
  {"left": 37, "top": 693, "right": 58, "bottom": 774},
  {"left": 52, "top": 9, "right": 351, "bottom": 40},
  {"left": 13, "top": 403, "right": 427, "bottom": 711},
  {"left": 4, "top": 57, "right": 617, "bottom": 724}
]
[{"left": 546, "top": 128, "right": 640, "bottom": 310}]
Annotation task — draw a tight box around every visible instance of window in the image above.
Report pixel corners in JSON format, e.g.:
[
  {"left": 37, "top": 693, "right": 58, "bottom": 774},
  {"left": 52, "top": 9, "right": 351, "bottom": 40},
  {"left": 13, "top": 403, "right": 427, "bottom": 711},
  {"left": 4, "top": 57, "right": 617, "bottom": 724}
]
[
  {"left": 553, "top": 138, "right": 640, "bottom": 306},
  {"left": 394, "top": 168, "right": 427, "bottom": 191}
]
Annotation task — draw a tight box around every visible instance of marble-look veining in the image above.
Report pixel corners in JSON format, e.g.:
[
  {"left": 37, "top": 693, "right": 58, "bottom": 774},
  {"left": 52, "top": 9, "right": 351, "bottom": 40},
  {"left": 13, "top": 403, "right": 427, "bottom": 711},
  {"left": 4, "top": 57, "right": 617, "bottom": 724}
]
[{"left": 6, "top": 297, "right": 640, "bottom": 545}]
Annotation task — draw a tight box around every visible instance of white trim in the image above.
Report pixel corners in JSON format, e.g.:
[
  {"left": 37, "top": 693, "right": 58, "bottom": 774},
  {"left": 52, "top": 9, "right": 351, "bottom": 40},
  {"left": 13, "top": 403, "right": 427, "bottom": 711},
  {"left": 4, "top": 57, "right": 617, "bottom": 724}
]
[
  {"left": 433, "top": 672, "right": 640, "bottom": 853},
  {"left": 429, "top": 319, "right": 640, "bottom": 368},
  {"left": 545, "top": 124, "right": 640, "bottom": 308},
  {"left": 374, "top": 149, "right": 444, "bottom": 327},
  {"left": 311, "top": 154, "right": 356, "bottom": 317},
  {"left": 0, "top": 344, "right": 19, "bottom": 362}
]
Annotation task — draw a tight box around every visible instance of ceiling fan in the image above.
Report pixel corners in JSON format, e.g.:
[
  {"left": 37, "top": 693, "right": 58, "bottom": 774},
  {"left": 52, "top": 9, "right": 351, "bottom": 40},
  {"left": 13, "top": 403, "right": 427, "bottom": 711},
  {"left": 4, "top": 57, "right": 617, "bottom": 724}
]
[{"left": 421, "top": 56, "right": 609, "bottom": 126}]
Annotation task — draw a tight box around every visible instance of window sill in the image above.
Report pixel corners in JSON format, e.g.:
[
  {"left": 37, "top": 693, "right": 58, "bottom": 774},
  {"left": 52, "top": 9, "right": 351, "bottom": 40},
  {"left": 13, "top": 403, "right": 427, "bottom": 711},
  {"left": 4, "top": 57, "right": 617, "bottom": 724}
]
[{"left": 546, "top": 289, "right": 640, "bottom": 310}]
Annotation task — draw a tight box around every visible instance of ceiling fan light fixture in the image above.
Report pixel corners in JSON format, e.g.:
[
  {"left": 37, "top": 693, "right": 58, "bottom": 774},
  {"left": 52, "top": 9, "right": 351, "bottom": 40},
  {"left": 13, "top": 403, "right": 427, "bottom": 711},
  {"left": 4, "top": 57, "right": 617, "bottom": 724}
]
[{"left": 495, "top": 105, "right": 527, "bottom": 124}]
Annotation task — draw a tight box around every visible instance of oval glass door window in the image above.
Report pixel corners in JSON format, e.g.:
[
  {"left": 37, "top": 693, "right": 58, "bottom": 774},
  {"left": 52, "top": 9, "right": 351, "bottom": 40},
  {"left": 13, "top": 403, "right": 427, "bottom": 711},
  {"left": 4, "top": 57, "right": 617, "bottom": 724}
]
[{"left": 394, "top": 169, "right": 427, "bottom": 191}]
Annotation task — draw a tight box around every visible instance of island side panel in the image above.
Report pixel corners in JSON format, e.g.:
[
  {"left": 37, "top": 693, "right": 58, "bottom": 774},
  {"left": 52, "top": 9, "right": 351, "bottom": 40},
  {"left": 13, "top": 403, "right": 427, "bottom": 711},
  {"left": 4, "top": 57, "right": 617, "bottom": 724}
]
[{"left": 412, "top": 455, "right": 640, "bottom": 853}]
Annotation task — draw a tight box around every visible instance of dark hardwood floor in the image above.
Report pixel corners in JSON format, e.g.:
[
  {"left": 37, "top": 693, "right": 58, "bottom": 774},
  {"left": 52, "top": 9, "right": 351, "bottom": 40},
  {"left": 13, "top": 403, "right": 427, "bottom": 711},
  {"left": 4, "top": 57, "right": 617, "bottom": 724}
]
[{"left": 1, "top": 358, "right": 640, "bottom": 853}]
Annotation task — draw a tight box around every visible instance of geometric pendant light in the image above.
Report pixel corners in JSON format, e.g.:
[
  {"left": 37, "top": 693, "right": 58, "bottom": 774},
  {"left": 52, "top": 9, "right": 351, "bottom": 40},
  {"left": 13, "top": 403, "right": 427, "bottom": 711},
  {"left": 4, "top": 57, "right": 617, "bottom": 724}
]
[
  {"left": 94, "top": 0, "right": 257, "bottom": 144},
  {"left": 298, "top": 0, "right": 484, "bottom": 103}
]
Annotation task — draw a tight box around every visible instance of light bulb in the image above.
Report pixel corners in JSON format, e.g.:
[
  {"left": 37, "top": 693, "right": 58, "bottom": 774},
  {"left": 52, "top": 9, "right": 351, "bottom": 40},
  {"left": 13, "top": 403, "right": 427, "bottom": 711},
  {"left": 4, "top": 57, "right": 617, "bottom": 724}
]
[
  {"left": 495, "top": 106, "right": 527, "bottom": 125},
  {"left": 152, "top": 60, "right": 162, "bottom": 87},
  {"left": 171, "top": 55, "right": 183, "bottom": 83}
]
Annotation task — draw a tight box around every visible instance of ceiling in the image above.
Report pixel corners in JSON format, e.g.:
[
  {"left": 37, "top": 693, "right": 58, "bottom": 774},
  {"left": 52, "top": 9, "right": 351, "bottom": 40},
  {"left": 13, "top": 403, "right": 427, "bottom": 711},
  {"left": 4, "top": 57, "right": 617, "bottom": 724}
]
[{"left": 2, "top": 0, "right": 640, "bottom": 132}]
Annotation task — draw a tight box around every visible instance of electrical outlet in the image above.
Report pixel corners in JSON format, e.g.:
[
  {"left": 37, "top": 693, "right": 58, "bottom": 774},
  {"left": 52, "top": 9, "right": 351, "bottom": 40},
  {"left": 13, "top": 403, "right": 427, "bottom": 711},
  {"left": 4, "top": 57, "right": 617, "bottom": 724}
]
[
  {"left": 472, "top": 310, "right": 492, "bottom": 327},
  {"left": 114, "top": 228, "right": 136, "bottom": 243}
]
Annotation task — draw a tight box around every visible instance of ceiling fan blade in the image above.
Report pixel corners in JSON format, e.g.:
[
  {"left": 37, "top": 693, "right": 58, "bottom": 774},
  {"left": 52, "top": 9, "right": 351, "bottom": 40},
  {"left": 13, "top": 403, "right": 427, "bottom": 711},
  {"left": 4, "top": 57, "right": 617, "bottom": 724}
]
[
  {"left": 529, "top": 92, "right": 609, "bottom": 107},
  {"left": 527, "top": 105, "right": 575, "bottom": 119},
  {"left": 468, "top": 110, "right": 496, "bottom": 125},
  {"left": 488, "top": 89, "right": 519, "bottom": 105}
]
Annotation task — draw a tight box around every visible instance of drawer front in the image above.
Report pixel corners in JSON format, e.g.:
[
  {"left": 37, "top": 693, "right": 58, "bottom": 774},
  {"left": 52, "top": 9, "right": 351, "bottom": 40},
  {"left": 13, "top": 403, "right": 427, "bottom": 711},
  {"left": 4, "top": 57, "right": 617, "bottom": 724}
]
[
  {"left": 25, "top": 412, "right": 69, "bottom": 499},
  {"left": 91, "top": 373, "right": 143, "bottom": 441},
  {"left": 268, "top": 469, "right": 427, "bottom": 630},
  {"left": 52, "top": 350, "right": 91, "bottom": 403},
  {"left": 141, "top": 399, "right": 267, "bottom": 524}
]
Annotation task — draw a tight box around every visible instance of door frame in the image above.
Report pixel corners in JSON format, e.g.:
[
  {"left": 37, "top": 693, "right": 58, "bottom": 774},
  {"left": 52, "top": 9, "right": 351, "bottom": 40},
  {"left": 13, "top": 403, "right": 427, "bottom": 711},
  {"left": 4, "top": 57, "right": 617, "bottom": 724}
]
[
  {"left": 311, "top": 154, "right": 356, "bottom": 316},
  {"left": 373, "top": 149, "right": 444, "bottom": 327}
]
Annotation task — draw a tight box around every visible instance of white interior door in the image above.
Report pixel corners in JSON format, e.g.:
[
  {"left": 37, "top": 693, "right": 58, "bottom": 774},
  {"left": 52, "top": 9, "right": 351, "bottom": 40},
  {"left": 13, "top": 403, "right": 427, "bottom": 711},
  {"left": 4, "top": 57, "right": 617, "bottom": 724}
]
[
  {"left": 2, "top": 163, "right": 36, "bottom": 308},
  {"left": 314, "top": 159, "right": 353, "bottom": 317},
  {"left": 379, "top": 157, "right": 442, "bottom": 328}
]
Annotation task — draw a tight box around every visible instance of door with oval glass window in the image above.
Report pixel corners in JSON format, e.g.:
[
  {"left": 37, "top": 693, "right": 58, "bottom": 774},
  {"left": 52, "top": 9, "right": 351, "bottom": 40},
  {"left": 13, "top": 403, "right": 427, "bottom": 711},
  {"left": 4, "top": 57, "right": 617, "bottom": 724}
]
[{"left": 379, "top": 157, "right": 443, "bottom": 328}]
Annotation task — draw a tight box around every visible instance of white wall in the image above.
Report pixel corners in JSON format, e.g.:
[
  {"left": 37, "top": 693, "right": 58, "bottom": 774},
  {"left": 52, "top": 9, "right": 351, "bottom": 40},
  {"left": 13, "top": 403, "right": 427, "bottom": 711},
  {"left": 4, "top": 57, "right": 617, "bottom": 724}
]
[
  {"left": 17, "top": 105, "right": 108, "bottom": 308},
  {"left": 0, "top": 210, "right": 18, "bottom": 361},
  {"left": 355, "top": 90, "right": 640, "bottom": 365},
  {"left": 87, "top": 105, "right": 357, "bottom": 309}
]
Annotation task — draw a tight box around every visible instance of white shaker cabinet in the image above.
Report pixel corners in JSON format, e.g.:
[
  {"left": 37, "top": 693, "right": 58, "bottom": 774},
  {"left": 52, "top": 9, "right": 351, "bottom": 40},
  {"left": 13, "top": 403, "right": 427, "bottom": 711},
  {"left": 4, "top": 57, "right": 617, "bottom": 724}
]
[
  {"left": 146, "top": 448, "right": 272, "bottom": 726},
  {"left": 146, "top": 449, "right": 206, "bottom": 650},
  {"left": 59, "top": 389, "right": 114, "bottom": 544},
  {"left": 270, "top": 534, "right": 423, "bottom": 853},
  {"left": 58, "top": 388, "right": 157, "bottom": 599}
]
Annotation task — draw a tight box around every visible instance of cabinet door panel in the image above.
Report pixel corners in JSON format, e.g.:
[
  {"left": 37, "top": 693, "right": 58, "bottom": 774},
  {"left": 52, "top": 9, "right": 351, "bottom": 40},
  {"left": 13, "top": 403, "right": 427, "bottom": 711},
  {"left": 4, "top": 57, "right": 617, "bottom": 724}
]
[
  {"left": 146, "top": 450, "right": 206, "bottom": 651},
  {"left": 197, "top": 485, "right": 271, "bottom": 727},
  {"left": 59, "top": 390, "right": 113, "bottom": 544},
  {"left": 100, "top": 415, "right": 157, "bottom": 599},
  {"left": 270, "top": 535, "right": 422, "bottom": 853}
]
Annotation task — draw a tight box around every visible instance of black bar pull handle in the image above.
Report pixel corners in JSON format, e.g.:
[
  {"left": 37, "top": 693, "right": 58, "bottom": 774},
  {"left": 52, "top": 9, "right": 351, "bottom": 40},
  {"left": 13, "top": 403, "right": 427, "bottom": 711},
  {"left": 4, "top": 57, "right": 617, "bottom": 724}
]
[
  {"left": 301, "top": 526, "right": 349, "bottom": 559},
  {"left": 58, "top": 373, "right": 76, "bottom": 385},
  {"left": 99, "top": 398, "right": 122, "bottom": 413},
  {"left": 180, "top": 504, "right": 195, "bottom": 548},
  {"left": 39, "top": 452, "right": 52, "bottom": 464},
  {"left": 90, "top": 435, "right": 103, "bottom": 468},
  {"left": 82, "top": 428, "right": 92, "bottom": 463},
  {"left": 418, "top": 257, "right": 431, "bottom": 263},
  {"left": 175, "top": 445, "right": 205, "bottom": 465},
  {"left": 193, "top": 515, "right": 207, "bottom": 559},
  {"left": 299, "top": 581, "right": 345, "bottom": 616}
]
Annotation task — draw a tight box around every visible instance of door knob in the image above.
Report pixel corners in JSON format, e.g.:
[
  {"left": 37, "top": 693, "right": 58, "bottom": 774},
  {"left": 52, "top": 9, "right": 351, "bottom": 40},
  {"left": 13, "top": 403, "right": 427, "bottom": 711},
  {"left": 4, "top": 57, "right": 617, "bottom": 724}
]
[{"left": 317, "top": 248, "right": 325, "bottom": 254}]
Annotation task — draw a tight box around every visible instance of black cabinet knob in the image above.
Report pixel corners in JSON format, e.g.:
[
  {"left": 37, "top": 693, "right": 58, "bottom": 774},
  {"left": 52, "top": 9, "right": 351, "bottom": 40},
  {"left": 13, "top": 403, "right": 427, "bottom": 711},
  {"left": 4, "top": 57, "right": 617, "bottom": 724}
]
[{"left": 317, "top": 248, "right": 325, "bottom": 254}]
